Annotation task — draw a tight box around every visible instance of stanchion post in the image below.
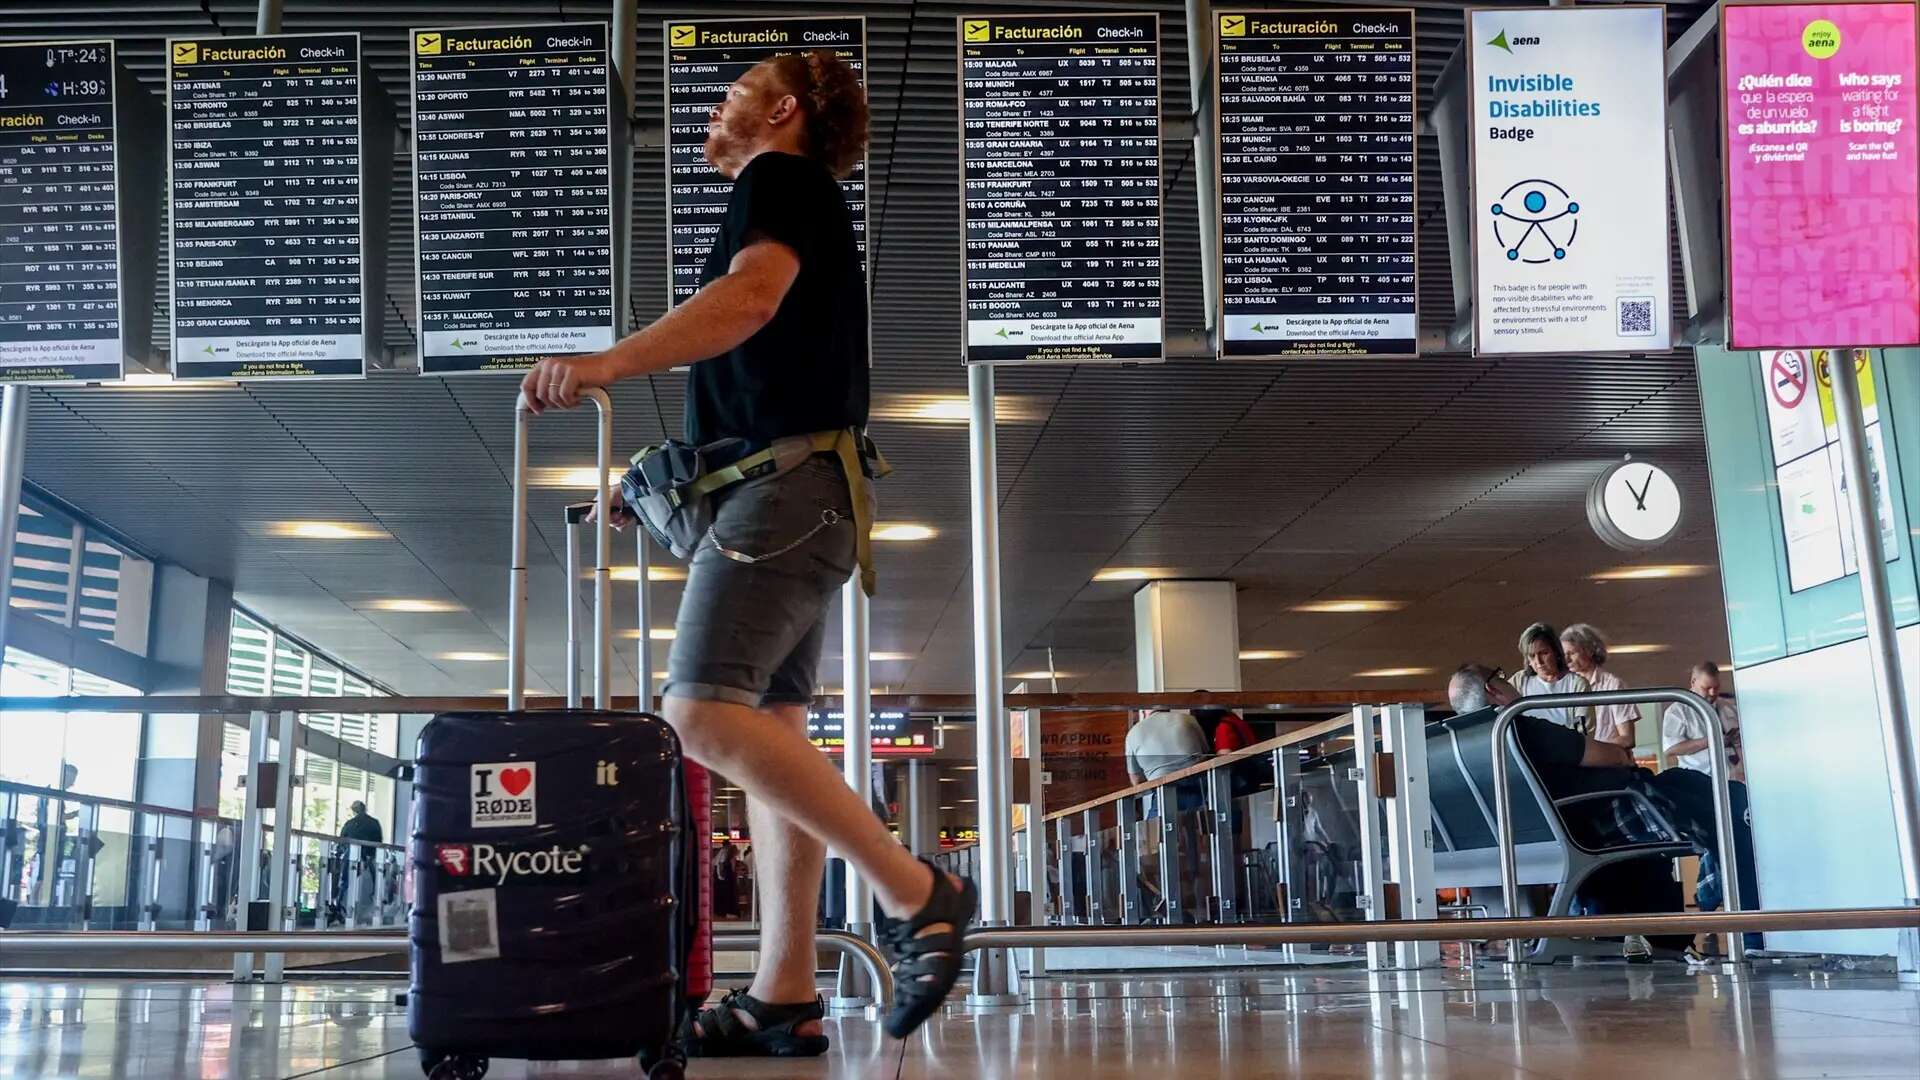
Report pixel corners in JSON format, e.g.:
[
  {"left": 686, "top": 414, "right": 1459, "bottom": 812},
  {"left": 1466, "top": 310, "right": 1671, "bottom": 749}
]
[
  {"left": 1351, "top": 705, "right": 1390, "bottom": 968},
  {"left": 263, "top": 710, "right": 296, "bottom": 983},
  {"left": 232, "top": 710, "right": 269, "bottom": 982},
  {"left": 835, "top": 578, "right": 874, "bottom": 1008},
  {"left": 964, "top": 362, "right": 1020, "bottom": 1006},
  {"left": 1828, "top": 347, "right": 1920, "bottom": 982},
  {"left": 1383, "top": 703, "right": 1439, "bottom": 966}
]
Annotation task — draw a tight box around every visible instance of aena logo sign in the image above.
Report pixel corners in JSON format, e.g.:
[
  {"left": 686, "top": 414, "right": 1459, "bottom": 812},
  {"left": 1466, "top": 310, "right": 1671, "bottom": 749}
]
[
  {"left": 1487, "top": 30, "right": 1541, "bottom": 54},
  {"left": 435, "top": 842, "right": 590, "bottom": 886},
  {"left": 470, "top": 761, "right": 536, "bottom": 828}
]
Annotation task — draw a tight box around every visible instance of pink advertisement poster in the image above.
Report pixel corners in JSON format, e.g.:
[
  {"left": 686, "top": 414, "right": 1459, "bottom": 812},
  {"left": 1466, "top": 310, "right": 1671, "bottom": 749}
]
[{"left": 1724, "top": 2, "right": 1920, "bottom": 348}]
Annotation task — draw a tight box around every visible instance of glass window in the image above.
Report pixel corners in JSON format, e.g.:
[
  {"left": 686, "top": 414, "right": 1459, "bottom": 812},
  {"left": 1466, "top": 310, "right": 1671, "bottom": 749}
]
[
  {"left": 7, "top": 495, "right": 152, "bottom": 653},
  {"left": 0, "top": 647, "right": 141, "bottom": 802}
]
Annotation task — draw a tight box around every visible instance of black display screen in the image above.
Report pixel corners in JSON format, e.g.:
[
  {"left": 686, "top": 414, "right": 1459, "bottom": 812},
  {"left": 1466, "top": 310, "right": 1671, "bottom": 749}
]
[
  {"left": 168, "top": 33, "right": 365, "bottom": 379},
  {"left": 411, "top": 23, "right": 617, "bottom": 375},
  {"left": 1216, "top": 11, "right": 1418, "bottom": 358},
  {"left": 959, "top": 12, "right": 1162, "bottom": 365},
  {"left": 663, "top": 16, "right": 867, "bottom": 307},
  {"left": 0, "top": 41, "right": 122, "bottom": 383}
]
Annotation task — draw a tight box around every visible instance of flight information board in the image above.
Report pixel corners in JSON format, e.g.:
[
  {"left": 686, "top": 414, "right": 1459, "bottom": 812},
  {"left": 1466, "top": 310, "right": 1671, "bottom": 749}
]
[
  {"left": 412, "top": 23, "right": 618, "bottom": 375},
  {"left": 1216, "top": 11, "right": 1417, "bottom": 358},
  {"left": 168, "top": 33, "right": 368, "bottom": 379},
  {"left": 0, "top": 41, "right": 125, "bottom": 383},
  {"left": 663, "top": 16, "right": 867, "bottom": 306},
  {"left": 960, "top": 13, "right": 1163, "bottom": 364}
]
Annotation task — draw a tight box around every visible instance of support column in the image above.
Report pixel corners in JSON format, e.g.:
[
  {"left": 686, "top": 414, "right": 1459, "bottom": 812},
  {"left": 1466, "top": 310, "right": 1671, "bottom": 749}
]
[
  {"left": 836, "top": 579, "right": 874, "bottom": 1006},
  {"left": 232, "top": 711, "right": 268, "bottom": 982},
  {"left": 1830, "top": 348, "right": 1920, "bottom": 982},
  {"left": 965, "top": 362, "right": 1018, "bottom": 1004},
  {"left": 636, "top": 533, "right": 655, "bottom": 707},
  {"left": 255, "top": 0, "right": 283, "bottom": 35},
  {"left": 1184, "top": 0, "right": 1219, "bottom": 335},
  {"left": 1351, "top": 705, "right": 1390, "bottom": 969},
  {"left": 1382, "top": 703, "right": 1439, "bottom": 967},
  {"left": 262, "top": 710, "right": 297, "bottom": 983},
  {"left": 0, "top": 386, "right": 28, "bottom": 664}
]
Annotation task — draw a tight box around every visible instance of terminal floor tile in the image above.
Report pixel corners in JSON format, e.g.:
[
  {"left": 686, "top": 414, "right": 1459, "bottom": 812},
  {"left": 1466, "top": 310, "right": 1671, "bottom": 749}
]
[{"left": 3, "top": 963, "right": 1917, "bottom": 1078}]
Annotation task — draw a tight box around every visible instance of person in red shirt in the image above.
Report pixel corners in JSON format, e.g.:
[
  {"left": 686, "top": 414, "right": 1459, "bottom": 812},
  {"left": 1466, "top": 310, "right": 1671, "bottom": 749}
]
[{"left": 1197, "top": 707, "right": 1257, "bottom": 754}]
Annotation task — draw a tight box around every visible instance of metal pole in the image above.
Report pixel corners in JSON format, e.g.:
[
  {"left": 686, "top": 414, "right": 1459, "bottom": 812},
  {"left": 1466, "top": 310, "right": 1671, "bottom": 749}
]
[
  {"left": 1384, "top": 703, "right": 1439, "bottom": 966},
  {"left": 1828, "top": 347, "right": 1920, "bottom": 981},
  {"left": 233, "top": 711, "right": 268, "bottom": 981},
  {"left": 1351, "top": 705, "right": 1390, "bottom": 968},
  {"left": 1493, "top": 688, "right": 1744, "bottom": 964},
  {"left": 636, "top": 533, "right": 655, "bottom": 708},
  {"left": 564, "top": 507, "right": 584, "bottom": 708},
  {"left": 508, "top": 401, "right": 531, "bottom": 710},
  {"left": 588, "top": 394, "right": 612, "bottom": 709},
  {"left": 954, "top": 905, "right": 1920, "bottom": 951},
  {"left": 965, "top": 361, "right": 1018, "bottom": 1004},
  {"left": 1184, "top": 0, "right": 1219, "bottom": 334},
  {"left": 255, "top": 0, "right": 283, "bottom": 35},
  {"left": 839, "top": 578, "right": 874, "bottom": 1005},
  {"left": 263, "top": 710, "right": 296, "bottom": 983},
  {"left": 0, "top": 387, "right": 27, "bottom": 665}
]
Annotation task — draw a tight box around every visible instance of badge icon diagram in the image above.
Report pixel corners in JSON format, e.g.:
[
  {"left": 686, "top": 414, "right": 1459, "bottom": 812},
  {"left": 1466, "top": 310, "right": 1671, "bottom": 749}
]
[{"left": 1491, "top": 179, "right": 1579, "bottom": 263}]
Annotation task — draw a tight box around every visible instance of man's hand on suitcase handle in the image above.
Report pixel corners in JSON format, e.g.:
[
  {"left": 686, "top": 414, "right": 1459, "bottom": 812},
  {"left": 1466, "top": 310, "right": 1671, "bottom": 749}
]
[
  {"left": 521, "top": 353, "right": 614, "bottom": 414},
  {"left": 585, "top": 485, "right": 637, "bottom": 530}
]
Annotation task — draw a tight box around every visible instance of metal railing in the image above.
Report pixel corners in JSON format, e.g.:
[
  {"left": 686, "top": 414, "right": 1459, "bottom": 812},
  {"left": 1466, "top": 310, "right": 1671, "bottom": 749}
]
[{"left": 1492, "top": 688, "right": 1742, "bottom": 964}]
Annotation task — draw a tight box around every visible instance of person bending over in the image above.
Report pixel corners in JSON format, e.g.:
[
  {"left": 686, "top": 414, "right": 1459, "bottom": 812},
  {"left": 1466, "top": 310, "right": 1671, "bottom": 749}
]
[{"left": 520, "top": 50, "right": 973, "bottom": 1055}]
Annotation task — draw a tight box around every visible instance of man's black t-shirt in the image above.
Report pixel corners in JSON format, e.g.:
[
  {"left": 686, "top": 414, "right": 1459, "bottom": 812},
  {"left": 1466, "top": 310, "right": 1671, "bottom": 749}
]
[{"left": 686, "top": 152, "right": 867, "bottom": 446}]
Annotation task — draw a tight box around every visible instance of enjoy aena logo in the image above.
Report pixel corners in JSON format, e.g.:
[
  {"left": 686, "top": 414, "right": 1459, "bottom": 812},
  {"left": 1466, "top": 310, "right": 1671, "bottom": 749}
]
[{"left": 470, "top": 761, "right": 536, "bottom": 828}]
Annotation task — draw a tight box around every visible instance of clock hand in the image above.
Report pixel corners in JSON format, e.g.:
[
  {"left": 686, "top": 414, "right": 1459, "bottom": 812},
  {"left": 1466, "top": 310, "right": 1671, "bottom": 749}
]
[{"left": 1626, "top": 469, "right": 1653, "bottom": 511}]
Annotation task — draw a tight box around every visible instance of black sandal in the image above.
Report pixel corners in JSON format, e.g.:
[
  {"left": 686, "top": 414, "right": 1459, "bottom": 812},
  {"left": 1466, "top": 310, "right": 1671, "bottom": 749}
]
[
  {"left": 876, "top": 859, "right": 978, "bottom": 1039},
  {"left": 682, "top": 988, "right": 829, "bottom": 1058}
]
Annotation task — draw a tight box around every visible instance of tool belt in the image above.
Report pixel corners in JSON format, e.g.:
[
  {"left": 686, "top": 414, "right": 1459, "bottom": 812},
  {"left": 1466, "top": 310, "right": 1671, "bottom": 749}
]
[{"left": 621, "top": 429, "right": 890, "bottom": 595}]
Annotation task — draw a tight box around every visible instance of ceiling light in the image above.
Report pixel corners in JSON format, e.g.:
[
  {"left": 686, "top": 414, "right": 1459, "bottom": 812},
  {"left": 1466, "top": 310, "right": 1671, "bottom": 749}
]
[
  {"left": 361, "top": 598, "right": 463, "bottom": 614},
  {"left": 1239, "top": 649, "right": 1302, "bottom": 661},
  {"left": 1010, "top": 670, "right": 1069, "bottom": 680},
  {"left": 869, "top": 651, "right": 915, "bottom": 662},
  {"left": 940, "top": 805, "right": 957, "bottom": 810},
  {"left": 1093, "top": 567, "right": 1175, "bottom": 582},
  {"left": 955, "top": 765, "right": 978, "bottom": 771},
  {"left": 939, "top": 777, "right": 960, "bottom": 783},
  {"left": 528, "top": 466, "right": 624, "bottom": 489},
  {"left": 872, "top": 394, "right": 1043, "bottom": 424},
  {"left": 1591, "top": 564, "right": 1712, "bottom": 581},
  {"left": 1353, "top": 666, "right": 1434, "bottom": 678},
  {"left": 439, "top": 651, "right": 504, "bottom": 662},
  {"left": 872, "top": 522, "right": 936, "bottom": 542},
  {"left": 621, "top": 628, "right": 678, "bottom": 640},
  {"left": 958, "top": 798, "right": 977, "bottom": 803},
  {"left": 266, "top": 520, "right": 388, "bottom": 541},
  {"left": 1608, "top": 644, "right": 1671, "bottom": 655},
  {"left": 1293, "top": 599, "right": 1404, "bottom": 614},
  {"left": 611, "top": 566, "right": 688, "bottom": 582}
]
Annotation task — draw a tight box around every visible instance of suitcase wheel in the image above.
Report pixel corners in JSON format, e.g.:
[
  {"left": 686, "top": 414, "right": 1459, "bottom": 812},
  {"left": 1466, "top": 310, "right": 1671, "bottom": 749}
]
[
  {"left": 419, "top": 1049, "right": 488, "bottom": 1079},
  {"left": 645, "top": 1060, "right": 685, "bottom": 1080}
]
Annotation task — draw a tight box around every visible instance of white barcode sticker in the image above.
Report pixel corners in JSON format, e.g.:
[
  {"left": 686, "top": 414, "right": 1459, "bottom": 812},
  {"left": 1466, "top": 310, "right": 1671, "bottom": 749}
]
[{"left": 437, "top": 888, "right": 501, "bottom": 964}]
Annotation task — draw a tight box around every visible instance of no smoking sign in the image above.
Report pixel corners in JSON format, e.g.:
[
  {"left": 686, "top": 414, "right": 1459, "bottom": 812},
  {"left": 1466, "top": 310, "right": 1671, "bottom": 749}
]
[{"left": 1770, "top": 350, "right": 1808, "bottom": 409}]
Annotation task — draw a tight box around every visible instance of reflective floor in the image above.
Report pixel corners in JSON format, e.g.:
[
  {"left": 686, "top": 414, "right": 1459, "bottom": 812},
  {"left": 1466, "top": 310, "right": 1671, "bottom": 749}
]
[{"left": 3, "top": 961, "right": 1918, "bottom": 1078}]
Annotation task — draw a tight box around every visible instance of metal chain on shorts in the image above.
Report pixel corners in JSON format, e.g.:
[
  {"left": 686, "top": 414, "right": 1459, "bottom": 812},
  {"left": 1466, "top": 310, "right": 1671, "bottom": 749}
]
[{"left": 707, "top": 509, "right": 843, "bottom": 565}]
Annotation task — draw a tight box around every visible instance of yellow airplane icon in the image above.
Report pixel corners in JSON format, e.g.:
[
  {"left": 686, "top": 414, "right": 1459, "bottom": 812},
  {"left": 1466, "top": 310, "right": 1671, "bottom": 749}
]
[
  {"left": 1220, "top": 14, "right": 1247, "bottom": 37},
  {"left": 963, "top": 20, "right": 991, "bottom": 43},
  {"left": 415, "top": 32, "right": 442, "bottom": 55},
  {"left": 172, "top": 42, "right": 198, "bottom": 64},
  {"left": 669, "top": 24, "right": 697, "bottom": 47}
]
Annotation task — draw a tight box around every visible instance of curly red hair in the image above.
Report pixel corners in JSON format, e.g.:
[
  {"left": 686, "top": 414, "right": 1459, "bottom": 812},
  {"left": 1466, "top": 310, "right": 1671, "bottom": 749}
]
[{"left": 764, "top": 50, "right": 870, "bottom": 179}]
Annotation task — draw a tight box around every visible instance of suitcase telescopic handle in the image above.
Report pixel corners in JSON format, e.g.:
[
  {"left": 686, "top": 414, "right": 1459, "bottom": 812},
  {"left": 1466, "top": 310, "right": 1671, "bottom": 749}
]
[{"left": 511, "top": 388, "right": 613, "bottom": 711}]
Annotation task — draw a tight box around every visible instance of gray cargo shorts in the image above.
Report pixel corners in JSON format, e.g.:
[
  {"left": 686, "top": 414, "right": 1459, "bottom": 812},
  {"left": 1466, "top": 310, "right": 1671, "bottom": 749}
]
[{"left": 663, "top": 454, "right": 861, "bottom": 708}]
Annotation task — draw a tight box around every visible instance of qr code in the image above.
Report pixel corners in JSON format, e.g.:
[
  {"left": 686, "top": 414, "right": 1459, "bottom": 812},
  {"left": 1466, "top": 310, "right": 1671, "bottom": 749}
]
[
  {"left": 438, "top": 889, "right": 500, "bottom": 964},
  {"left": 1616, "top": 296, "right": 1655, "bottom": 337}
]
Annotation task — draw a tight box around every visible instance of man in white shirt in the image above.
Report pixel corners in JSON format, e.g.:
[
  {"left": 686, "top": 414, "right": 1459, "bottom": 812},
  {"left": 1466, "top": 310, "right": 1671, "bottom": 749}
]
[
  {"left": 1663, "top": 661, "right": 1743, "bottom": 781},
  {"left": 1124, "top": 709, "right": 1212, "bottom": 784}
]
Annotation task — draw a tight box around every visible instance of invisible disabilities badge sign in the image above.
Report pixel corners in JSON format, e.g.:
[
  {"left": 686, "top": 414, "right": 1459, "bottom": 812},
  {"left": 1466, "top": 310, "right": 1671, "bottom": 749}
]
[
  {"left": 1468, "top": 6, "right": 1671, "bottom": 354},
  {"left": 470, "top": 761, "right": 537, "bottom": 827}
]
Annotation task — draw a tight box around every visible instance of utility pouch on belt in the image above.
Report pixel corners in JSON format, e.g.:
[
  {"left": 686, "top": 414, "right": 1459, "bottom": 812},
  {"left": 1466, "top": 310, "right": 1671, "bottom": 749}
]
[{"left": 621, "top": 429, "right": 890, "bottom": 595}]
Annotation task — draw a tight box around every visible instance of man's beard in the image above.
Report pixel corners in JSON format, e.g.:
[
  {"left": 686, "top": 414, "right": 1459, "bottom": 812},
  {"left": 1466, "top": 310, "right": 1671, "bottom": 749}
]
[{"left": 703, "top": 114, "right": 757, "bottom": 173}]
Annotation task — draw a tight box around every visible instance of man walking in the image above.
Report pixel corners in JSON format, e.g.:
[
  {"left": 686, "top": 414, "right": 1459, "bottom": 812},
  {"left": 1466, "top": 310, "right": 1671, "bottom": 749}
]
[{"left": 521, "top": 50, "right": 973, "bottom": 1055}]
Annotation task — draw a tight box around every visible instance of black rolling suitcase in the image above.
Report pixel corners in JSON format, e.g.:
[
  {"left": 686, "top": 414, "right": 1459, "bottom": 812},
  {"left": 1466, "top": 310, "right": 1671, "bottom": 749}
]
[{"left": 408, "top": 389, "right": 697, "bottom": 1080}]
